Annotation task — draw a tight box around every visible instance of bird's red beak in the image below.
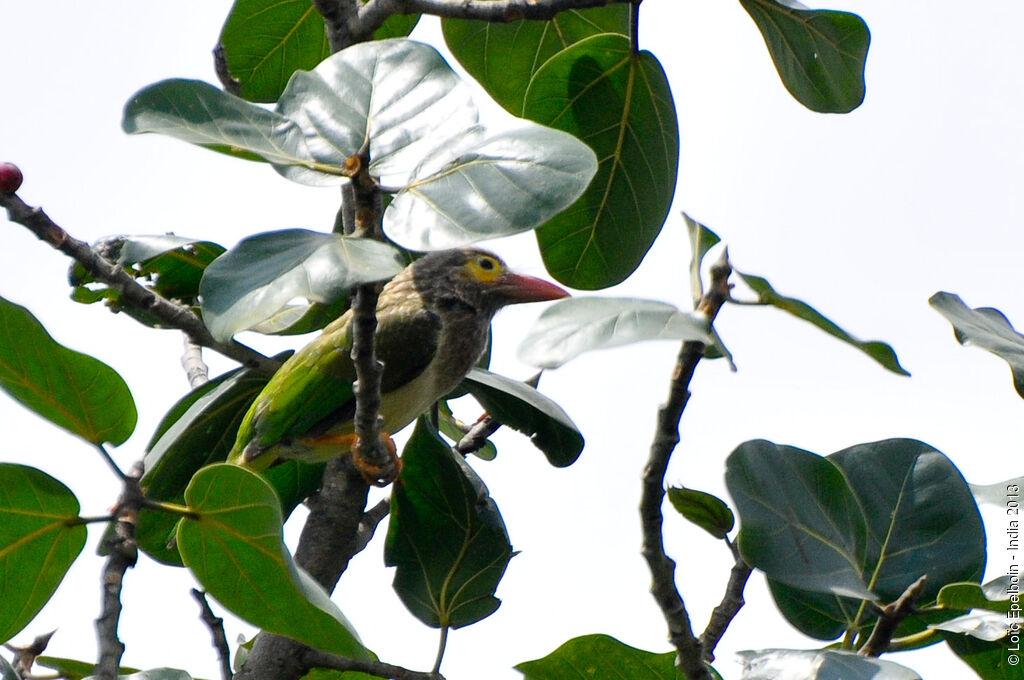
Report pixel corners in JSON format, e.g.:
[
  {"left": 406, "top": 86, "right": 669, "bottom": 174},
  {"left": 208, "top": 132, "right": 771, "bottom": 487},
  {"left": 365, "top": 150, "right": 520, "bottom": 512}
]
[{"left": 497, "top": 272, "right": 570, "bottom": 304}]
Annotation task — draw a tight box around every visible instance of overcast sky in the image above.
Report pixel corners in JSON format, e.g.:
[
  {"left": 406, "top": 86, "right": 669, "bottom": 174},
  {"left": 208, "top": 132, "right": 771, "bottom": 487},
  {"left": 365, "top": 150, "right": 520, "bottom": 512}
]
[{"left": 2, "top": 2, "right": 1022, "bottom": 679}]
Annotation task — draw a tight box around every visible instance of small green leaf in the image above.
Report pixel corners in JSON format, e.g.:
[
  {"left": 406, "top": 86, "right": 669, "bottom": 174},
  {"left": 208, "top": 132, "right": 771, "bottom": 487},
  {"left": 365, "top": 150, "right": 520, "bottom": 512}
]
[
  {"left": 930, "top": 292, "right": 1024, "bottom": 398},
  {"left": 385, "top": 419, "right": 512, "bottom": 628},
  {"left": 736, "top": 649, "right": 920, "bottom": 679},
  {"left": 178, "top": 464, "right": 368, "bottom": 659},
  {"left": 938, "top": 579, "right": 1012, "bottom": 614},
  {"left": 0, "top": 297, "right": 137, "bottom": 445},
  {"left": 524, "top": 34, "right": 679, "bottom": 289},
  {"left": 667, "top": 486, "right": 734, "bottom": 539},
  {"left": 683, "top": 213, "right": 721, "bottom": 308},
  {"left": 200, "top": 230, "right": 403, "bottom": 342},
  {"left": 516, "top": 634, "right": 695, "bottom": 679},
  {"left": 735, "top": 270, "right": 909, "bottom": 375},
  {"left": 740, "top": 0, "right": 870, "bottom": 113},
  {"left": 442, "top": 6, "right": 630, "bottom": 115},
  {"left": 518, "top": 297, "right": 713, "bottom": 369},
  {"left": 461, "top": 368, "right": 583, "bottom": 467},
  {"left": 0, "top": 464, "right": 87, "bottom": 644}
]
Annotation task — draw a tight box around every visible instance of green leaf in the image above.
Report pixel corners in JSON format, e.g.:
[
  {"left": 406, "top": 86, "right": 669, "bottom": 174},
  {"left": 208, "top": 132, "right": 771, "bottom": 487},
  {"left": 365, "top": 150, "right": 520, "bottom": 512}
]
[
  {"left": 943, "top": 633, "right": 1020, "bottom": 679},
  {"left": 133, "top": 240, "right": 226, "bottom": 303},
  {"left": 739, "top": 0, "right": 870, "bottom": 113},
  {"left": 736, "top": 649, "right": 920, "bottom": 679},
  {"left": 461, "top": 368, "right": 583, "bottom": 467},
  {"left": 735, "top": 270, "right": 909, "bottom": 376},
  {"left": 683, "top": 213, "right": 721, "bottom": 308},
  {"left": 199, "top": 230, "right": 403, "bottom": 342},
  {"left": 37, "top": 657, "right": 140, "bottom": 680},
  {"left": 524, "top": 34, "right": 679, "bottom": 289},
  {"left": 178, "top": 464, "right": 368, "bottom": 658},
  {"left": 930, "top": 291, "right": 1024, "bottom": 398},
  {"left": 122, "top": 79, "right": 315, "bottom": 167},
  {"left": 0, "top": 296, "right": 137, "bottom": 445},
  {"left": 517, "top": 297, "right": 713, "bottom": 369},
  {"left": 442, "top": 6, "right": 630, "bottom": 115},
  {"left": 515, "top": 634, "right": 696, "bottom": 679},
  {"left": 250, "top": 298, "right": 350, "bottom": 336},
  {"left": 667, "top": 486, "right": 734, "bottom": 539},
  {"left": 385, "top": 419, "right": 512, "bottom": 628},
  {"left": 938, "top": 579, "right": 1013, "bottom": 615},
  {"left": 728, "top": 439, "right": 986, "bottom": 639},
  {"left": 0, "top": 464, "right": 87, "bottom": 644},
  {"left": 0, "top": 655, "right": 17, "bottom": 680},
  {"left": 219, "top": 0, "right": 331, "bottom": 103}
]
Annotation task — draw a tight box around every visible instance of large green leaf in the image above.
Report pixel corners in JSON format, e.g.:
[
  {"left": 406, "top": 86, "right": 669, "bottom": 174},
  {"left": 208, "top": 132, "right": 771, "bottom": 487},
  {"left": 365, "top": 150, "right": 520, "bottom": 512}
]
[
  {"left": 517, "top": 297, "right": 713, "bottom": 369},
  {"left": 524, "top": 34, "right": 679, "bottom": 289},
  {"left": 736, "top": 649, "right": 919, "bottom": 679},
  {"left": 384, "top": 419, "right": 512, "bottom": 628},
  {"left": 727, "top": 439, "right": 986, "bottom": 640},
  {"left": 930, "top": 291, "right": 1024, "bottom": 398},
  {"left": 461, "top": 368, "right": 583, "bottom": 467},
  {"left": 735, "top": 270, "right": 909, "bottom": 375},
  {"left": 219, "top": 0, "right": 419, "bottom": 103},
  {"left": 516, "top": 634, "right": 700, "bottom": 679},
  {"left": 0, "top": 297, "right": 137, "bottom": 445},
  {"left": 122, "top": 79, "right": 315, "bottom": 167},
  {"left": 199, "top": 230, "right": 403, "bottom": 342},
  {"left": 442, "top": 6, "right": 630, "bottom": 115},
  {"left": 0, "top": 464, "right": 87, "bottom": 644},
  {"left": 943, "top": 633, "right": 1020, "bottom": 680},
  {"left": 177, "top": 464, "right": 368, "bottom": 659},
  {"left": 739, "top": 0, "right": 870, "bottom": 113}
]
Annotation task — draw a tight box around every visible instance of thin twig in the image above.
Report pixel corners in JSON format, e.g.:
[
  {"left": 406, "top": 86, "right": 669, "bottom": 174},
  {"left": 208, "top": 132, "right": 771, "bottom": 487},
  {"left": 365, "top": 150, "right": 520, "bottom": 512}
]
[
  {"left": 5, "top": 630, "right": 55, "bottom": 677},
  {"left": 640, "top": 251, "right": 732, "bottom": 680},
  {"left": 191, "top": 589, "right": 233, "bottom": 680},
  {"left": 859, "top": 575, "right": 928, "bottom": 657},
  {"left": 1, "top": 192, "right": 280, "bottom": 374},
  {"left": 455, "top": 414, "right": 502, "bottom": 455},
  {"left": 95, "top": 462, "right": 145, "bottom": 680},
  {"left": 352, "top": 497, "right": 391, "bottom": 554},
  {"left": 181, "top": 334, "right": 210, "bottom": 388},
  {"left": 699, "top": 538, "right": 753, "bottom": 661},
  {"left": 94, "top": 444, "right": 127, "bottom": 482}
]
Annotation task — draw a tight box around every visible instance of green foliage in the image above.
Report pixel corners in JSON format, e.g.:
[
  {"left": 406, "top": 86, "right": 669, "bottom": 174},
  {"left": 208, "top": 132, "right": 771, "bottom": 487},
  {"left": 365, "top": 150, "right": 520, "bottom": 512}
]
[
  {"left": 942, "top": 634, "right": 1021, "bottom": 680},
  {"left": 727, "top": 438, "right": 986, "bottom": 640},
  {"left": 0, "top": 464, "right": 87, "bottom": 644},
  {"left": 516, "top": 634, "right": 710, "bottom": 679},
  {"left": 735, "top": 270, "right": 910, "bottom": 375},
  {"left": 740, "top": 0, "right": 869, "bottom": 113},
  {"left": 199, "top": 230, "right": 404, "bottom": 341},
  {"left": 0, "top": 296, "right": 137, "bottom": 446},
  {"left": 667, "top": 486, "right": 735, "bottom": 540},
  {"left": 177, "top": 464, "right": 369, "bottom": 659},
  {"left": 735, "top": 649, "right": 920, "bottom": 679},
  {"left": 461, "top": 368, "right": 584, "bottom": 467},
  {"left": 385, "top": 419, "right": 512, "bottom": 628},
  {"left": 524, "top": 34, "right": 679, "bottom": 289}
]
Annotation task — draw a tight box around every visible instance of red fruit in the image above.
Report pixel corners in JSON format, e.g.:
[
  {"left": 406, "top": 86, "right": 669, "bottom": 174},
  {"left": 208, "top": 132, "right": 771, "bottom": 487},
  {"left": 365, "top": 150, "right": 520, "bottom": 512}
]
[{"left": 0, "top": 163, "right": 23, "bottom": 194}]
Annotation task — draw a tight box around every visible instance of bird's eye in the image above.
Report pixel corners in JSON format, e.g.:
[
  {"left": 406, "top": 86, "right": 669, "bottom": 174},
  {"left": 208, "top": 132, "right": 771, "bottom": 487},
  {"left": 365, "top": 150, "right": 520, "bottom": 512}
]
[{"left": 478, "top": 257, "right": 496, "bottom": 271}]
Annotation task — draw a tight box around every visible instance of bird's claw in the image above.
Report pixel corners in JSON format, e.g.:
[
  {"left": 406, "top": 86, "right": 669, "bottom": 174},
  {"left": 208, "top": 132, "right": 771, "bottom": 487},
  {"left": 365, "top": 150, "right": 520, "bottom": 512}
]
[{"left": 352, "top": 432, "right": 401, "bottom": 487}]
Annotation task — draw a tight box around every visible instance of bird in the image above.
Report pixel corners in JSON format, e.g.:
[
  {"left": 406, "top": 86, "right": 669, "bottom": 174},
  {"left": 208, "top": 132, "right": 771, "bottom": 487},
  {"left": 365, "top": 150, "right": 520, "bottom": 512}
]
[{"left": 227, "top": 248, "right": 568, "bottom": 482}]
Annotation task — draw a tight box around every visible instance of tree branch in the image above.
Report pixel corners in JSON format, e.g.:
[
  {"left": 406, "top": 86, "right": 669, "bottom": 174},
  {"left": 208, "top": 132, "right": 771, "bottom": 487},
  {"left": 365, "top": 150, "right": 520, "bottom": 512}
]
[
  {"left": 191, "top": 589, "right": 234, "bottom": 680},
  {"left": 640, "top": 251, "right": 732, "bottom": 680},
  {"left": 303, "top": 648, "right": 444, "bottom": 680},
  {"left": 699, "top": 539, "right": 753, "bottom": 661},
  {"left": 313, "top": 0, "right": 363, "bottom": 51},
  {"left": 0, "top": 192, "right": 280, "bottom": 374},
  {"left": 859, "top": 575, "right": 928, "bottom": 657},
  {"left": 356, "top": 0, "right": 633, "bottom": 39},
  {"left": 95, "top": 463, "right": 145, "bottom": 680}
]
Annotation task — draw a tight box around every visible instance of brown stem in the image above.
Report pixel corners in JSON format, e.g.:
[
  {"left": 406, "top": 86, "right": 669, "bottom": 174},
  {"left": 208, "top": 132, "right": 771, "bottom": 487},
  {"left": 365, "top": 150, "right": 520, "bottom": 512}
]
[
  {"left": 95, "top": 463, "right": 145, "bottom": 680},
  {"left": 191, "top": 589, "right": 234, "bottom": 680},
  {"left": 640, "top": 252, "right": 732, "bottom": 679},
  {"left": 699, "top": 540, "right": 753, "bottom": 661},
  {"left": 302, "top": 648, "right": 444, "bottom": 679},
  {"left": 0, "top": 193, "right": 279, "bottom": 374},
  {"left": 859, "top": 575, "right": 928, "bottom": 657}
]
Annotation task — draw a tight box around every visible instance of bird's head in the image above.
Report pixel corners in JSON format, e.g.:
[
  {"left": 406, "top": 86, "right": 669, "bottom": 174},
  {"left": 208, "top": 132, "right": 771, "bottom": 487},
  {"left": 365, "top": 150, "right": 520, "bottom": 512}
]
[{"left": 410, "top": 248, "right": 568, "bottom": 316}]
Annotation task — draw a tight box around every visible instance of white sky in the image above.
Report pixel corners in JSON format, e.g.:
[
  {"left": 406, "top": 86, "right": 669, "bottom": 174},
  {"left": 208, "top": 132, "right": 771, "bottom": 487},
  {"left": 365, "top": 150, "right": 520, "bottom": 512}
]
[{"left": 1, "top": 2, "right": 1022, "bottom": 679}]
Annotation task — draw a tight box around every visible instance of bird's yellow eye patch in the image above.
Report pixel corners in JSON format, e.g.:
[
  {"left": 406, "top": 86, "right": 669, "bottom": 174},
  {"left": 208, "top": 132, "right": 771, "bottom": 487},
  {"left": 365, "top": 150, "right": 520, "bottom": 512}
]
[{"left": 466, "top": 254, "right": 504, "bottom": 283}]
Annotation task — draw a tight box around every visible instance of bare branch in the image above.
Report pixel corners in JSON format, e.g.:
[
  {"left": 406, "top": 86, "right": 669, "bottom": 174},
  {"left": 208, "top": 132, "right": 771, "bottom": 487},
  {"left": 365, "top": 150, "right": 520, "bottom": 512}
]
[
  {"left": 5, "top": 630, "right": 55, "bottom": 677},
  {"left": 303, "top": 648, "right": 443, "bottom": 680},
  {"left": 640, "top": 251, "right": 732, "bottom": 680},
  {"left": 353, "top": 497, "right": 391, "bottom": 554},
  {"left": 700, "top": 539, "right": 753, "bottom": 661},
  {"left": 455, "top": 414, "right": 502, "bottom": 455},
  {"left": 2, "top": 193, "right": 280, "bottom": 374},
  {"left": 191, "top": 589, "right": 233, "bottom": 680},
  {"left": 182, "top": 334, "right": 210, "bottom": 388},
  {"left": 859, "top": 575, "right": 928, "bottom": 657},
  {"left": 95, "top": 462, "right": 145, "bottom": 680},
  {"left": 313, "top": 0, "right": 363, "bottom": 51}
]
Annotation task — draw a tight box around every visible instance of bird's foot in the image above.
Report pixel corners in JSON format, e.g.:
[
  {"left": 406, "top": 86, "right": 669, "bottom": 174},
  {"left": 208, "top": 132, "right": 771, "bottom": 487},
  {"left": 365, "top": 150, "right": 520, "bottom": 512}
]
[{"left": 351, "top": 432, "right": 401, "bottom": 487}]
